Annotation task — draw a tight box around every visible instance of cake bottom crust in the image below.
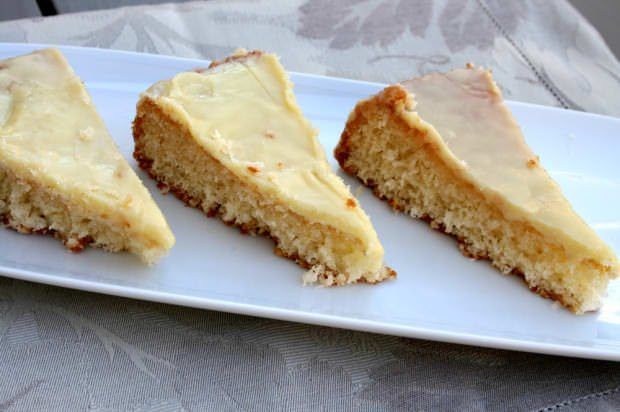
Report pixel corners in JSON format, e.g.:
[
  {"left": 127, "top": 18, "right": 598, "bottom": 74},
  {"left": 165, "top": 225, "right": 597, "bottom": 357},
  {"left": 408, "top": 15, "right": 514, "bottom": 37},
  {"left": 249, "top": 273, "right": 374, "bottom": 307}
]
[
  {"left": 133, "top": 99, "right": 394, "bottom": 286},
  {"left": 1, "top": 212, "right": 93, "bottom": 252}
]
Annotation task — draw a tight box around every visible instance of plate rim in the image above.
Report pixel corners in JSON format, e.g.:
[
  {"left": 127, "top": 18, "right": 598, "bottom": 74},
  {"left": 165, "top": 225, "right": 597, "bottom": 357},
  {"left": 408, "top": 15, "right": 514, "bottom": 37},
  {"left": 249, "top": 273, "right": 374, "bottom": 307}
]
[{"left": 2, "top": 263, "right": 618, "bottom": 362}]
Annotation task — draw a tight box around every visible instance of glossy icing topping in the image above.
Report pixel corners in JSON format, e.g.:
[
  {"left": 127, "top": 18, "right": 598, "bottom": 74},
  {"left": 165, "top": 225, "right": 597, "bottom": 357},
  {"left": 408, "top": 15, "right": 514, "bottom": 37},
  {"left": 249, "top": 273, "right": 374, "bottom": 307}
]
[
  {"left": 0, "top": 48, "right": 174, "bottom": 252},
  {"left": 143, "top": 51, "right": 383, "bottom": 275},
  {"left": 401, "top": 67, "right": 617, "bottom": 262}
]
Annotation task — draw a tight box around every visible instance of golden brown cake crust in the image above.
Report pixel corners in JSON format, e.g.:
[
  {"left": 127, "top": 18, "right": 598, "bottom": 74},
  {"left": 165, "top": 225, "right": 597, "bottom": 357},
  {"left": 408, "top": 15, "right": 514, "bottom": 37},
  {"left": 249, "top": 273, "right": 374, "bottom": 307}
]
[
  {"left": 133, "top": 99, "right": 395, "bottom": 284},
  {"left": 207, "top": 49, "right": 263, "bottom": 69},
  {"left": 1, "top": 211, "right": 93, "bottom": 252},
  {"left": 335, "top": 85, "right": 586, "bottom": 312}
]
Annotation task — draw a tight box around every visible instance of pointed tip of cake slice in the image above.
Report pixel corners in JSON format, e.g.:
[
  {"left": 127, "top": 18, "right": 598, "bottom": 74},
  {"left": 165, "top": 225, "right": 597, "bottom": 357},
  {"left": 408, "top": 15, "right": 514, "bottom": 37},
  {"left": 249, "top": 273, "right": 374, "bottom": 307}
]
[{"left": 302, "top": 264, "right": 396, "bottom": 286}]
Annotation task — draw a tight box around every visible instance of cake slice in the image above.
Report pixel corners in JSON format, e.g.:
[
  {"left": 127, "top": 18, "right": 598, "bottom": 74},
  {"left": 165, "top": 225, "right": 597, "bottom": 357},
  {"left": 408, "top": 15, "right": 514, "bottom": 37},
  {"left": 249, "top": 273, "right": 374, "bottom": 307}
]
[
  {"left": 0, "top": 48, "right": 175, "bottom": 263},
  {"left": 132, "top": 50, "right": 393, "bottom": 285},
  {"left": 335, "top": 66, "right": 619, "bottom": 312}
]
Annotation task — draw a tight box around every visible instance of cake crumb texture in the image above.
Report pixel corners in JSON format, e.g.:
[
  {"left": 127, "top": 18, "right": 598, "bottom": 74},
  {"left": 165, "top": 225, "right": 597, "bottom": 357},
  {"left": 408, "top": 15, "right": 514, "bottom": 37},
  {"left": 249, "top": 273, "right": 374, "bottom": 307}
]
[{"left": 0, "top": 165, "right": 166, "bottom": 264}]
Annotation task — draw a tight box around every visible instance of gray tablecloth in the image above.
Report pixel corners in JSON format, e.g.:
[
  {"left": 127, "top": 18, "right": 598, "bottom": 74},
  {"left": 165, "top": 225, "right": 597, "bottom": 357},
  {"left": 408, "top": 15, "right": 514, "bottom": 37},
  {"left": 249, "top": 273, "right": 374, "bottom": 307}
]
[{"left": 1, "top": 1, "right": 620, "bottom": 410}]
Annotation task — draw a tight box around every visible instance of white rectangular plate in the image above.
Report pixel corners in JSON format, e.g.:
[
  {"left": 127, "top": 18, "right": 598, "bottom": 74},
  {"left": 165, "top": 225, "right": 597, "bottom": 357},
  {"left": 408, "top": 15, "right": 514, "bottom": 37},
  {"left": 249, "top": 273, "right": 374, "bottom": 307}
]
[{"left": 1, "top": 43, "right": 620, "bottom": 361}]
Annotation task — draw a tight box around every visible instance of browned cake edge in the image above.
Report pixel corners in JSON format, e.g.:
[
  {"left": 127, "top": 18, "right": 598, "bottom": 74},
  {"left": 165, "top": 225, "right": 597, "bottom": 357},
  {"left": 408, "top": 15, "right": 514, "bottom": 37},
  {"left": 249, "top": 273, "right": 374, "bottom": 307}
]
[
  {"left": 1, "top": 211, "right": 93, "bottom": 252},
  {"left": 208, "top": 49, "right": 263, "bottom": 69}
]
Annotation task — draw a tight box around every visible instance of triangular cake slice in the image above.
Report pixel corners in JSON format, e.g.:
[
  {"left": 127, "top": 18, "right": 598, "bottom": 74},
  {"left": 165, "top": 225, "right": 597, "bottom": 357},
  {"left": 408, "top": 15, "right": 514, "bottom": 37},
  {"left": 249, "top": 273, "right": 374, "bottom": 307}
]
[
  {"left": 132, "top": 50, "right": 394, "bottom": 284},
  {"left": 335, "top": 66, "right": 619, "bottom": 312},
  {"left": 0, "top": 49, "right": 174, "bottom": 263}
]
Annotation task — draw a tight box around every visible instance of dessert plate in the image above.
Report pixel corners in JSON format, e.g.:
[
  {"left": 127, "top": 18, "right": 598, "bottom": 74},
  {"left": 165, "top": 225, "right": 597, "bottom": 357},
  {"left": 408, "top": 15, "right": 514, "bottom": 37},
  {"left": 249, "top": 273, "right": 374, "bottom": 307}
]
[{"left": 1, "top": 43, "right": 619, "bottom": 361}]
